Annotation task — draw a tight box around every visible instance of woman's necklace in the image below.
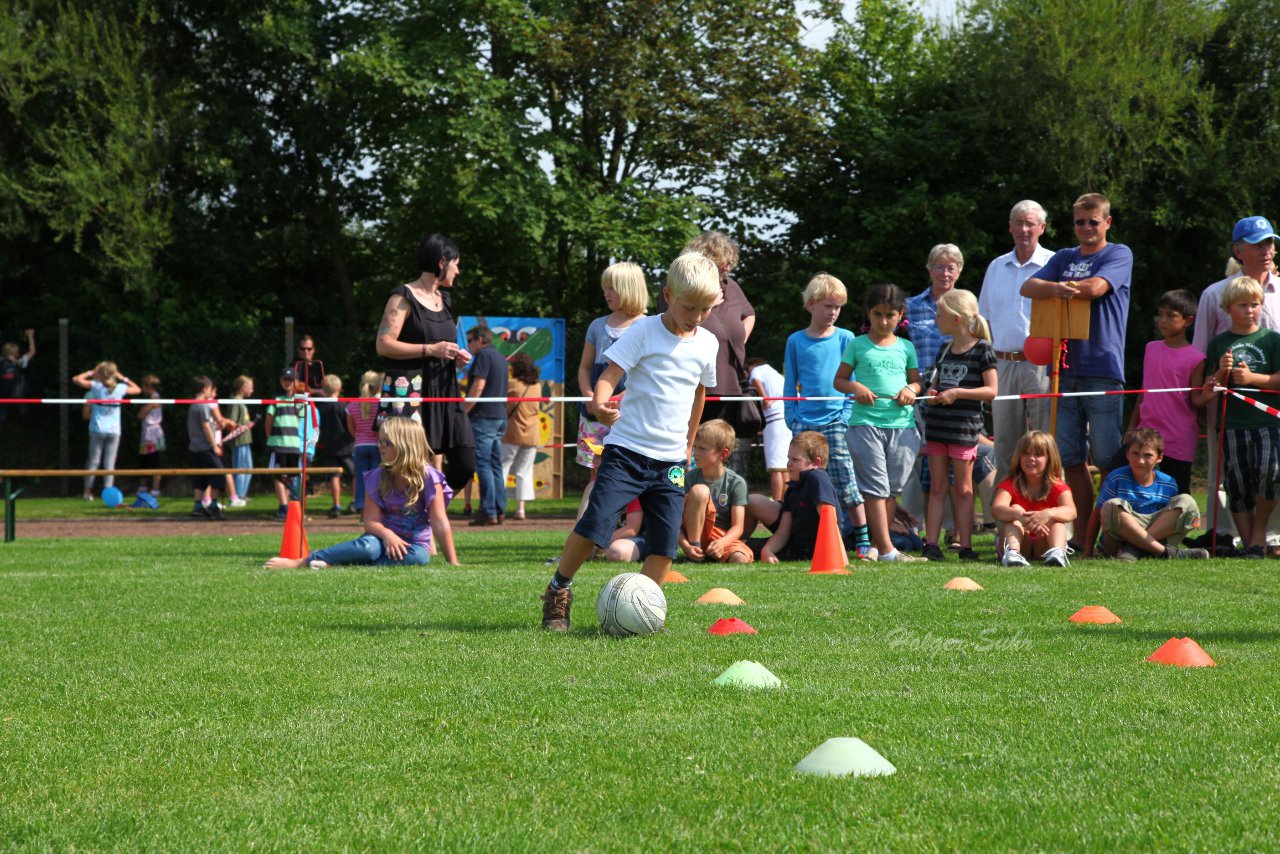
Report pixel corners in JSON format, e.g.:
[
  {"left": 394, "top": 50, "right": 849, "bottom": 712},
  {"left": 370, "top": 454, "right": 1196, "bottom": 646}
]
[{"left": 416, "top": 276, "right": 443, "bottom": 310}]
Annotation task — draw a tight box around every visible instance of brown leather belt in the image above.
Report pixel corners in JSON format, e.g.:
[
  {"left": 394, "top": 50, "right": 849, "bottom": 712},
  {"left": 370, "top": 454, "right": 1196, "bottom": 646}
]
[{"left": 994, "top": 350, "right": 1026, "bottom": 362}]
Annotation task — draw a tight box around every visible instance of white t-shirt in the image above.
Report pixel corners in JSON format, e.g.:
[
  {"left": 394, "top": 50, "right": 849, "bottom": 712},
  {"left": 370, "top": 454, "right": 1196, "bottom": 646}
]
[
  {"left": 748, "top": 363, "right": 784, "bottom": 423},
  {"left": 602, "top": 314, "right": 718, "bottom": 461}
]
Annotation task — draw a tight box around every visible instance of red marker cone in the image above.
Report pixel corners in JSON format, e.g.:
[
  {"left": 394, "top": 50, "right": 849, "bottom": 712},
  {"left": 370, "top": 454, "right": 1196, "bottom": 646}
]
[
  {"left": 279, "top": 500, "right": 309, "bottom": 559},
  {"left": 1147, "top": 637, "right": 1216, "bottom": 667},
  {"left": 707, "top": 617, "right": 757, "bottom": 635},
  {"left": 809, "top": 504, "right": 850, "bottom": 574},
  {"left": 1069, "top": 606, "right": 1122, "bottom": 625}
]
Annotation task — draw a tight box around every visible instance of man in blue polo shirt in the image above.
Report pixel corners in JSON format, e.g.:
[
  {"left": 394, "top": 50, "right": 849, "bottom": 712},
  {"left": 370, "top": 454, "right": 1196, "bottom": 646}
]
[{"left": 1022, "top": 192, "right": 1133, "bottom": 539}]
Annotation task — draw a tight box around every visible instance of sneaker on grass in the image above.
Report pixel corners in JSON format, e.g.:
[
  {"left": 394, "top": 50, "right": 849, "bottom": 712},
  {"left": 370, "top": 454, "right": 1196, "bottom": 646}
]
[
  {"left": 541, "top": 584, "right": 573, "bottom": 631},
  {"left": 1114, "top": 544, "right": 1142, "bottom": 563},
  {"left": 921, "top": 543, "right": 946, "bottom": 562},
  {"left": 1164, "top": 546, "right": 1209, "bottom": 560},
  {"left": 957, "top": 547, "right": 980, "bottom": 562},
  {"left": 1042, "top": 546, "right": 1070, "bottom": 567},
  {"left": 1001, "top": 549, "right": 1029, "bottom": 567},
  {"left": 854, "top": 545, "right": 878, "bottom": 562}
]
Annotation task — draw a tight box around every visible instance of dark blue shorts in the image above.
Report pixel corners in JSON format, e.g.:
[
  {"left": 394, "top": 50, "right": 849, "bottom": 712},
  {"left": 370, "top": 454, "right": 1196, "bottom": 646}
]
[{"left": 574, "top": 445, "right": 686, "bottom": 559}]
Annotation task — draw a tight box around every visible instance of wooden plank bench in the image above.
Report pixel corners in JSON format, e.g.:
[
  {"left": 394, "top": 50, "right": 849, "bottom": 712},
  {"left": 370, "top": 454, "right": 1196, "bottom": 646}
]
[{"left": 0, "top": 468, "right": 343, "bottom": 543}]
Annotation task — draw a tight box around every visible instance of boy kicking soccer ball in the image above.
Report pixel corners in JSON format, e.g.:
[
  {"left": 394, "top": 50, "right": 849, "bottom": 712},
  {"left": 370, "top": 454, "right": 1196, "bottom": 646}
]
[{"left": 540, "top": 253, "right": 721, "bottom": 631}]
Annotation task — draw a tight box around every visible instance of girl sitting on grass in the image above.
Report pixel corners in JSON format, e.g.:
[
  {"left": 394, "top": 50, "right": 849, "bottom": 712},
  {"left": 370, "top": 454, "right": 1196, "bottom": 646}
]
[
  {"left": 266, "top": 416, "right": 458, "bottom": 569},
  {"left": 990, "top": 430, "right": 1076, "bottom": 567}
]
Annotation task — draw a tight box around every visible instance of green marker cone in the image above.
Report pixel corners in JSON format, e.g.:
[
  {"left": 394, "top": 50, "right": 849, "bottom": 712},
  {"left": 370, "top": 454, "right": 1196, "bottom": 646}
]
[
  {"left": 795, "top": 738, "right": 897, "bottom": 778},
  {"left": 713, "top": 660, "right": 781, "bottom": 689}
]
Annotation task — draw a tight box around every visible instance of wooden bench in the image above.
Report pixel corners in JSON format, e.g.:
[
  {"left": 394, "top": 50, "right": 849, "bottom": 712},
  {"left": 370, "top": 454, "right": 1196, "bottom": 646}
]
[{"left": 0, "top": 467, "right": 343, "bottom": 543}]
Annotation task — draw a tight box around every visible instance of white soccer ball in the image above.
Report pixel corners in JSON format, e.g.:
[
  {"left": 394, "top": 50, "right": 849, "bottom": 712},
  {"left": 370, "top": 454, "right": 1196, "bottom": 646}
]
[{"left": 596, "top": 572, "right": 667, "bottom": 637}]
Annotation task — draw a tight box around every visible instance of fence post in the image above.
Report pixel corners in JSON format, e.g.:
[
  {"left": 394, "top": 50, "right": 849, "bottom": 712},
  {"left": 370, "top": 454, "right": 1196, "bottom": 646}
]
[
  {"left": 59, "top": 318, "right": 69, "bottom": 496},
  {"left": 284, "top": 316, "right": 294, "bottom": 370}
]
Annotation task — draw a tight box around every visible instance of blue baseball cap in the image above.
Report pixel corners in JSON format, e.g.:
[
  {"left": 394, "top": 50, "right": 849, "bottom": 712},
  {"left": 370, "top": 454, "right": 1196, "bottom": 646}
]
[{"left": 1232, "top": 216, "right": 1279, "bottom": 244}]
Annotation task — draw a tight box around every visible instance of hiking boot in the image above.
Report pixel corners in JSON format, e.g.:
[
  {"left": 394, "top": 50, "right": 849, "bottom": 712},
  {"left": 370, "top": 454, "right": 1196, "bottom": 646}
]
[
  {"left": 1114, "top": 544, "right": 1142, "bottom": 563},
  {"left": 921, "top": 543, "right": 946, "bottom": 562},
  {"left": 957, "top": 547, "right": 980, "bottom": 562},
  {"left": 1042, "top": 546, "right": 1070, "bottom": 567},
  {"left": 1001, "top": 549, "right": 1029, "bottom": 567},
  {"left": 541, "top": 584, "right": 573, "bottom": 632},
  {"left": 1165, "top": 546, "right": 1209, "bottom": 560}
]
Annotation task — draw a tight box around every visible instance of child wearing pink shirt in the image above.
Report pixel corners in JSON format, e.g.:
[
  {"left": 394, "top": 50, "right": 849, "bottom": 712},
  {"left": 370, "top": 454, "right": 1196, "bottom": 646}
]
[{"left": 1126, "top": 290, "right": 1205, "bottom": 495}]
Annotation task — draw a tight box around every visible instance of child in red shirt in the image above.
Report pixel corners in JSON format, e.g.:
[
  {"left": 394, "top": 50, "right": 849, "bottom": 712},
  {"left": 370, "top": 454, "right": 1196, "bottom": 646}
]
[{"left": 991, "top": 430, "right": 1076, "bottom": 567}]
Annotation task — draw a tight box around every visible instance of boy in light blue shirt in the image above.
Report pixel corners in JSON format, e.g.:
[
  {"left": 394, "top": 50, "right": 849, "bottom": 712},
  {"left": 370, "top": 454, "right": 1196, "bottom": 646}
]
[{"left": 783, "top": 273, "right": 873, "bottom": 559}]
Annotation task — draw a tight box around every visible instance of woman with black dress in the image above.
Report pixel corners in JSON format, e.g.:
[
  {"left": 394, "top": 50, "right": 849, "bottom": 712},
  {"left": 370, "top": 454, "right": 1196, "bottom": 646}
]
[{"left": 375, "top": 233, "right": 476, "bottom": 493}]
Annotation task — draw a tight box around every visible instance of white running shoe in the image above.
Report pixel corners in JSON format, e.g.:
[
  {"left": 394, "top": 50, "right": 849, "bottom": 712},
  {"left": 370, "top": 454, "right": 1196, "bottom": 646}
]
[
  {"left": 1042, "top": 546, "right": 1070, "bottom": 567},
  {"left": 229, "top": 497, "right": 248, "bottom": 508},
  {"left": 1002, "top": 549, "right": 1030, "bottom": 567}
]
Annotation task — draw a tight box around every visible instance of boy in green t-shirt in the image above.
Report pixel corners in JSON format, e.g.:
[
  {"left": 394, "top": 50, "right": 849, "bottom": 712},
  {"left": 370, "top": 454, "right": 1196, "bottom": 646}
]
[
  {"left": 679, "top": 419, "right": 752, "bottom": 563},
  {"left": 1198, "top": 276, "right": 1280, "bottom": 555}
]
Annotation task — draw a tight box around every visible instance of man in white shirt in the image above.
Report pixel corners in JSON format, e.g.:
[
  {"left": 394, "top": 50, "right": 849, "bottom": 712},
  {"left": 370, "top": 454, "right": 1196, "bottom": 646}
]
[
  {"left": 1193, "top": 215, "right": 1280, "bottom": 547},
  {"left": 978, "top": 200, "right": 1055, "bottom": 485}
]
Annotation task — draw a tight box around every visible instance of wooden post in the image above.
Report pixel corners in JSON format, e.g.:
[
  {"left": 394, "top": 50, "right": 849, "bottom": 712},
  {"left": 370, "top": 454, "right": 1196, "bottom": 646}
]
[
  {"left": 1030, "top": 299, "right": 1090, "bottom": 435},
  {"left": 58, "top": 318, "right": 69, "bottom": 496}
]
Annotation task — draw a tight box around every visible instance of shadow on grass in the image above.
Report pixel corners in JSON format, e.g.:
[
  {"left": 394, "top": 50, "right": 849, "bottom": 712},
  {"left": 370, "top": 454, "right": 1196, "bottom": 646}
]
[
  {"left": 318, "top": 620, "right": 532, "bottom": 635},
  {"left": 1084, "top": 628, "right": 1280, "bottom": 643}
]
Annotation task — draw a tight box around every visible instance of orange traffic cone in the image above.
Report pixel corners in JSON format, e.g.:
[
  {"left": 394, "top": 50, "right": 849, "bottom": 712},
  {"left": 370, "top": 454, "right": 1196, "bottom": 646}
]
[
  {"left": 1147, "top": 637, "right": 1216, "bottom": 667},
  {"left": 809, "top": 504, "right": 850, "bottom": 574},
  {"left": 279, "top": 500, "right": 310, "bottom": 559}
]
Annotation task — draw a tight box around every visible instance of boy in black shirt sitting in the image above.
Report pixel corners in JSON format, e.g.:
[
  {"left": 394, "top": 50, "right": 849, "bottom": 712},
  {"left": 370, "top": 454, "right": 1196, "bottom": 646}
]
[{"left": 745, "top": 431, "right": 861, "bottom": 562}]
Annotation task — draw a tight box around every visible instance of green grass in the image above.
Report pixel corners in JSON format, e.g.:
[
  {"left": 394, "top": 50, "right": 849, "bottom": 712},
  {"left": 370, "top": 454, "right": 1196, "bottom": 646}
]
[{"left": 1, "top": 530, "right": 1278, "bottom": 850}]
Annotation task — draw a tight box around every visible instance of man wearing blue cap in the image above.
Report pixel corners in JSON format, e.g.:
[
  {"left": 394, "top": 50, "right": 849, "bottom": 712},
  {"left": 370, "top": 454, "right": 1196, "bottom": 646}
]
[{"left": 1191, "top": 215, "right": 1280, "bottom": 550}]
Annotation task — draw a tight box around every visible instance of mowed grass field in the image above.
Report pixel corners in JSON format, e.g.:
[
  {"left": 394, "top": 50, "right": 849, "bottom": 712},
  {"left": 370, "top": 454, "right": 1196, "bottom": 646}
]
[{"left": 1, "top": 523, "right": 1278, "bottom": 850}]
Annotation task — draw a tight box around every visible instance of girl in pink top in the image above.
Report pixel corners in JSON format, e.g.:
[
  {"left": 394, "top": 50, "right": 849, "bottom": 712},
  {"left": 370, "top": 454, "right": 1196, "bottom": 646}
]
[
  {"left": 991, "top": 430, "right": 1076, "bottom": 567},
  {"left": 346, "top": 371, "right": 383, "bottom": 512},
  {"left": 1127, "top": 290, "right": 1206, "bottom": 495}
]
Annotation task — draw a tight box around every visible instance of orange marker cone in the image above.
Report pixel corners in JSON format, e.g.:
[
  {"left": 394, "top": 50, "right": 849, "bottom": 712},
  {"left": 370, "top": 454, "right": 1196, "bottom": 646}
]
[
  {"left": 279, "top": 500, "right": 309, "bottom": 559},
  {"left": 664, "top": 570, "right": 690, "bottom": 584},
  {"left": 809, "top": 504, "right": 850, "bottom": 574},
  {"left": 1147, "top": 637, "right": 1216, "bottom": 667},
  {"left": 943, "top": 577, "right": 983, "bottom": 591},
  {"left": 1069, "top": 606, "right": 1122, "bottom": 625},
  {"left": 696, "top": 588, "right": 745, "bottom": 605}
]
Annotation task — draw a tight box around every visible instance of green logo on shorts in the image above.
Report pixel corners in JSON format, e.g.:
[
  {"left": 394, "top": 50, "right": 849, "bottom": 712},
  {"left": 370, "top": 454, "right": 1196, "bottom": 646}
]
[{"left": 667, "top": 467, "right": 685, "bottom": 488}]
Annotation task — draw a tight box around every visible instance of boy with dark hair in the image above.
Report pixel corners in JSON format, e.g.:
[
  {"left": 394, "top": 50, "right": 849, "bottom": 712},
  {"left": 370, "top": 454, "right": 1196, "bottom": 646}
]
[
  {"left": 744, "top": 431, "right": 855, "bottom": 563},
  {"left": 1083, "top": 428, "right": 1207, "bottom": 561},
  {"left": 265, "top": 368, "right": 306, "bottom": 521}
]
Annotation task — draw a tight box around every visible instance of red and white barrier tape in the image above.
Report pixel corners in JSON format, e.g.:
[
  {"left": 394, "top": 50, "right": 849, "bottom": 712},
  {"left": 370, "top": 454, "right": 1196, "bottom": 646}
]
[{"left": 0, "top": 386, "right": 1228, "bottom": 407}]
